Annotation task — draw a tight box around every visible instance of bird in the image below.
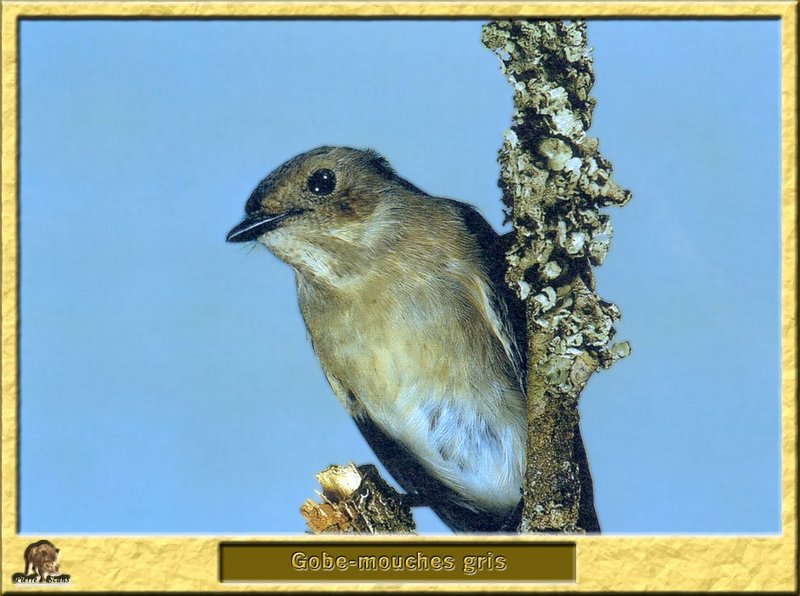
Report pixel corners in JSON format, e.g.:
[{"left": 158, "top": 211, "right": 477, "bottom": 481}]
[{"left": 226, "top": 146, "right": 599, "bottom": 532}]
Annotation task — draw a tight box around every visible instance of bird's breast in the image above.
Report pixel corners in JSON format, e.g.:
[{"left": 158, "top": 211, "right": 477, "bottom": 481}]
[{"left": 297, "top": 274, "right": 527, "bottom": 514}]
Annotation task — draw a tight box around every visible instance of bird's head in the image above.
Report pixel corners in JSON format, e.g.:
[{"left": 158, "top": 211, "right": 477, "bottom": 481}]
[{"left": 227, "top": 146, "right": 422, "bottom": 284}]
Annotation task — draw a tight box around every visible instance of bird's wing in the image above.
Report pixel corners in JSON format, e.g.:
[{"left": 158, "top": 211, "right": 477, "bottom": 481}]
[
  {"left": 452, "top": 202, "right": 528, "bottom": 391},
  {"left": 322, "top": 371, "right": 508, "bottom": 533}
]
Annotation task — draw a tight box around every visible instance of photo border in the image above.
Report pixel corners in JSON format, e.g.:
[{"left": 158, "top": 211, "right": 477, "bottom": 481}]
[{"left": 1, "top": 1, "right": 796, "bottom": 592}]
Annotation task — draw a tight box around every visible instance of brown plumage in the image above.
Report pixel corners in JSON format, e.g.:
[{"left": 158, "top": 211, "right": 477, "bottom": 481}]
[{"left": 227, "top": 146, "right": 599, "bottom": 532}]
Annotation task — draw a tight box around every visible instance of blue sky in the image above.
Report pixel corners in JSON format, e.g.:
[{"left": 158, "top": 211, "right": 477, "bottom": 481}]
[{"left": 18, "top": 19, "right": 781, "bottom": 534}]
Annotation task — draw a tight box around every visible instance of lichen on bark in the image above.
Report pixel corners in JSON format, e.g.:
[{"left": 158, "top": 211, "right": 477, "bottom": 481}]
[{"left": 482, "top": 20, "right": 632, "bottom": 533}]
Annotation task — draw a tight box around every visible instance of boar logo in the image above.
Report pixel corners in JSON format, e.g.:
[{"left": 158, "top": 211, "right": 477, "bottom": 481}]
[{"left": 11, "top": 540, "right": 70, "bottom": 584}]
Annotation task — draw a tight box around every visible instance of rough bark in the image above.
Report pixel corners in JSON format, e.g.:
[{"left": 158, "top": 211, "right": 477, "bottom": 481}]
[
  {"left": 481, "top": 20, "right": 631, "bottom": 533},
  {"left": 301, "top": 463, "right": 416, "bottom": 534}
]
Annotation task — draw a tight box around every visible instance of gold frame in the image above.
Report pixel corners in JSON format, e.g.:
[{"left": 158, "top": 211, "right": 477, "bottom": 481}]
[{"left": 1, "top": 1, "right": 796, "bottom": 592}]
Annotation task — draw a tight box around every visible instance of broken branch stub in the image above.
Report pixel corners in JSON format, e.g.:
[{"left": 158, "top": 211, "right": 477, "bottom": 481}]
[
  {"left": 301, "top": 463, "right": 416, "bottom": 534},
  {"left": 482, "top": 20, "right": 631, "bottom": 533}
]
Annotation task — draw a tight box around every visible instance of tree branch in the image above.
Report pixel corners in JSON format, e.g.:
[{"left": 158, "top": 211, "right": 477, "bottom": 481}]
[{"left": 482, "top": 19, "right": 631, "bottom": 533}]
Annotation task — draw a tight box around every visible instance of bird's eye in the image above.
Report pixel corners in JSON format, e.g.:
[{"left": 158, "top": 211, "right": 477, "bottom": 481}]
[{"left": 307, "top": 169, "right": 336, "bottom": 196}]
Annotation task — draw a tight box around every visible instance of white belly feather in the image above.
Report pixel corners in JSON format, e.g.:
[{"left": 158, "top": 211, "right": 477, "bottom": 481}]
[{"left": 365, "top": 384, "right": 526, "bottom": 514}]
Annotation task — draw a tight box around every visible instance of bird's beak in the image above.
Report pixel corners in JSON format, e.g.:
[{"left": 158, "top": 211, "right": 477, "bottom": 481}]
[{"left": 226, "top": 209, "right": 303, "bottom": 243}]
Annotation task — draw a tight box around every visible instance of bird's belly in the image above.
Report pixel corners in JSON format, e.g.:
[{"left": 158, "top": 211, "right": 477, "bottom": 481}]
[
  {"left": 377, "top": 386, "right": 526, "bottom": 514},
  {"left": 321, "top": 333, "right": 526, "bottom": 514}
]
